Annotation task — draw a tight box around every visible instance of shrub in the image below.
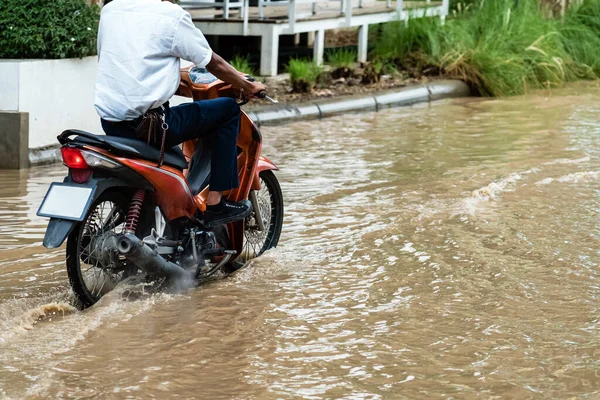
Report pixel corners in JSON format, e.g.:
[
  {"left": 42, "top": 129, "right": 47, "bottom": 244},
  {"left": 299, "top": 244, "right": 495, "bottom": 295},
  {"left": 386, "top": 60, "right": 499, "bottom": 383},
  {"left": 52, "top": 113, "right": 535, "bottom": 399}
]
[
  {"left": 440, "top": 0, "right": 573, "bottom": 96},
  {"left": 286, "top": 58, "right": 322, "bottom": 92},
  {"left": 230, "top": 54, "right": 257, "bottom": 76},
  {"left": 375, "top": 0, "right": 600, "bottom": 97},
  {"left": 560, "top": 0, "right": 600, "bottom": 78},
  {"left": 0, "top": 0, "right": 99, "bottom": 59}
]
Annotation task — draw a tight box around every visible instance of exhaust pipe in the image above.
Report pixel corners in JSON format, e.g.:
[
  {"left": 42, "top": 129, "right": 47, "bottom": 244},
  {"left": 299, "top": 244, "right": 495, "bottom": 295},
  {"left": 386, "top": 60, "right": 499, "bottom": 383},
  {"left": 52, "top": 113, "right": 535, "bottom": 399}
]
[{"left": 117, "top": 233, "right": 193, "bottom": 283}]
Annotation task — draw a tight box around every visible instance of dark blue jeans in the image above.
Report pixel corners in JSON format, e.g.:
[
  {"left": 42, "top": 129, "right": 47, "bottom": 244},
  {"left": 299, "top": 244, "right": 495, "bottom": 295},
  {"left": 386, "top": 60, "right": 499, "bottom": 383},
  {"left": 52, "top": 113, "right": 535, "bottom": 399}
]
[{"left": 101, "top": 97, "right": 240, "bottom": 192}]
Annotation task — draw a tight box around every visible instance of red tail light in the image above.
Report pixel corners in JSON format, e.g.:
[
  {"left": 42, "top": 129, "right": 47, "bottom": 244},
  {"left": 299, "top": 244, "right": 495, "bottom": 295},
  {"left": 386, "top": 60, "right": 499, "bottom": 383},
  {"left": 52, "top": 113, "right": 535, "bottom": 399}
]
[{"left": 61, "top": 147, "right": 88, "bottom": 169}]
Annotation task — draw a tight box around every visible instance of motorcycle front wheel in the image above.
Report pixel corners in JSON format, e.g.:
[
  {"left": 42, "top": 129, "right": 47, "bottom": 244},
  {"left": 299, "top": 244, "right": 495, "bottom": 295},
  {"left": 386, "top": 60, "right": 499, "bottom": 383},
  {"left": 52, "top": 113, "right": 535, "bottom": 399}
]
[
  {"left": 66, "top": 190, "right": 137, "bottom": 309},
  {"left": 223, "top": 170, "right": 284, "bottom": 272}
]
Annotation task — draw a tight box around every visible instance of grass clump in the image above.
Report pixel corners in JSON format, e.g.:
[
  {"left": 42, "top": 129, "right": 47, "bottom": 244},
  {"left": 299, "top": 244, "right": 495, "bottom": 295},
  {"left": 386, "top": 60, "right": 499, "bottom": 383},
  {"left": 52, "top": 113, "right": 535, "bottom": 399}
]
[
  {"left": 327, "top": 48, "right": 357, "bottom": 67},
  {"left": 374, "top": 0, "right": 600, "bottom": 97},
  {"left": 560, "top": 0, "right": 600, "bottom": 77},
  {"left": 449, "top": 0, "right": 479, "bottom": 14},
  {"left": 286, "top": 58, "right": 322, "bottom": 93},
  {"left": 362, "top": 59, "right": 386, "bottom": 84},
  {"left": 376, "top": 12, "right": 444, "bottom": 64},
  {"left": 442, "top": 0, "right": 572, "bottom": 96},
  {"left": 230, "top": 54, "right": 257, "bottom": 76},
  {"left": 327, "top": 48, "right": 357, "bottom": 78}
]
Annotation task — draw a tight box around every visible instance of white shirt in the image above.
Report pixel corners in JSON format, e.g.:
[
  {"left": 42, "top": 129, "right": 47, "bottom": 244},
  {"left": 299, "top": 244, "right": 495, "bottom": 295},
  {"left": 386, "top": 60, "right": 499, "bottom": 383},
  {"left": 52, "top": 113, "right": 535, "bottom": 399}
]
[{"left": 94, "top": 0, "right": 213, "bottom": 121}]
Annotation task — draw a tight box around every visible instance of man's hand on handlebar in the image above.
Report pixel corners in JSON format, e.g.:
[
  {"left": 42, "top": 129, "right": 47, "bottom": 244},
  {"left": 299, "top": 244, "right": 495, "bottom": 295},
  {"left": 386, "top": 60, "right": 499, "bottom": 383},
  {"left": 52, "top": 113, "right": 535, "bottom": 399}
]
[{"left": 242, "top": 81, "right": 268, "bottom": 100}]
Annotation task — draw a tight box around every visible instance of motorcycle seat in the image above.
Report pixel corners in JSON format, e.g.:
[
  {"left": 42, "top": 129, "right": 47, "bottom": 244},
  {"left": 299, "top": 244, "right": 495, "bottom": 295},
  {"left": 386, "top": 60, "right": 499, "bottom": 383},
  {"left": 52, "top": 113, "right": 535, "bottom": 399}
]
[{"left": 59, "top": 129, "right": 189, "bottom": 170}]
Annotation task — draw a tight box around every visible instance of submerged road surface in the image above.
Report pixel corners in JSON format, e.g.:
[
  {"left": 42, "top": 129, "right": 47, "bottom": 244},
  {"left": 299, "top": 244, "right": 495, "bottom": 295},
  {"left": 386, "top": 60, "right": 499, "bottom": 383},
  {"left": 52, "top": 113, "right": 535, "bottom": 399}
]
[{"left": 0, "top": 83, "right": 599, "bottom": 398}]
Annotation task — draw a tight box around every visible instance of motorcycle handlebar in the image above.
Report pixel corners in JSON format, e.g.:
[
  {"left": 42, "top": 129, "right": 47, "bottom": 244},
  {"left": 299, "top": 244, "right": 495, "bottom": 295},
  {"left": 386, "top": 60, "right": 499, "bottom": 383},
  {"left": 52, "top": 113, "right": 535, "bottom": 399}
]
[
  {"left": 237, "top": 90, "right": 278, "bottom": 107},
  {"left": 258, "top": 91, "right": 279, "bottom": 104}
]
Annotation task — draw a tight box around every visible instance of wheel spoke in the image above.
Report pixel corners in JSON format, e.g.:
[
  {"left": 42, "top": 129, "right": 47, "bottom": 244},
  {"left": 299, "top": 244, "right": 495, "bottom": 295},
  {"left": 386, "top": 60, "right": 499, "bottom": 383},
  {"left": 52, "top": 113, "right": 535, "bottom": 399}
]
[
  {"left": 75, "top": 198, "right": 132, "bottom": 303},
  {"left": 96, "top": 271, "right": 109, "bottom": 296},
  {"left": 100, "top": 205, "right": 119, "bottom": 232},
  {"left": 241, "top": 174, "right": 280, "bottom": 261},
  {"left": 89, "top": 265, "right": 100, "bottom": 297}
]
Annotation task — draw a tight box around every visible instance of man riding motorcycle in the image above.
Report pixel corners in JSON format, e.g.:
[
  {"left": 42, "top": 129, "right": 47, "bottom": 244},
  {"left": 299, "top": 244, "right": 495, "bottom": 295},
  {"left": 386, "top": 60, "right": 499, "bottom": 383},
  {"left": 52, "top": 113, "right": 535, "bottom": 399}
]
[{"left": 94, "top": 0, "right": 267, "bottom": 227}]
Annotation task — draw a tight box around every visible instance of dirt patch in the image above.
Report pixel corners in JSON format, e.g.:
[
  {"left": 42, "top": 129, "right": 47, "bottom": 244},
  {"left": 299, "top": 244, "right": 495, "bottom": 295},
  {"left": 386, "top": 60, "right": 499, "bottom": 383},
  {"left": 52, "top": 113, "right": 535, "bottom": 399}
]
[
  {"left": 249, "top": 72, "right": 434, "bottom": 107},
  {"left": 324, "top": 28, "right": 359, "bottom": 48},
  {"left": 249, "top": 58, "right": 451, "bottom": 106}
]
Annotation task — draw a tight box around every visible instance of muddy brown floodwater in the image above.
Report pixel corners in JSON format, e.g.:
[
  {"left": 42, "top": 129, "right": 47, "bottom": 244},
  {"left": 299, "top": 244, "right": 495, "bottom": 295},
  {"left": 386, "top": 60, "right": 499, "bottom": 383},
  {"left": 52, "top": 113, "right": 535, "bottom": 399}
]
[{"left": 1, "top": 83, "right": 600, "bottom": 399}]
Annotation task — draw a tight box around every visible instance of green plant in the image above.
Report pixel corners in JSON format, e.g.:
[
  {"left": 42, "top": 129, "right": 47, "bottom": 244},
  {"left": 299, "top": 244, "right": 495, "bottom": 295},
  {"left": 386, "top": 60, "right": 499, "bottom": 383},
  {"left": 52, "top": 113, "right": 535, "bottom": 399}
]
[
  {"left": 375, "top": 12, "right": 444, "bottom": 63},
  {"left": 326, "top": 48, "right": 357, "bottom": 69},
  {"left": 375, "top": 0, "right": 600, "bottom": 97},
  {"left": 372, "top": 58, "right": 385, "bottom": 75},
  {"left": 440, "top": 0, "right": 573, "bottom": 95},
  {"left": 230, "top": 54, "right": 257, "bottom": 76},
  {"left": 362, "top": 58, "right": 386, "bottom": 84},
  {"left": 286, "top": 58, "right": 322, "bottom": 92},
  {"left": 560, "top": 0, "right": 600, "bottom": 77},
  {"left": 450, "top": 0, "right": 479, "bottom": 14},
  {"left": 0, "top": 0, "right": 100, "bottom": 59}
]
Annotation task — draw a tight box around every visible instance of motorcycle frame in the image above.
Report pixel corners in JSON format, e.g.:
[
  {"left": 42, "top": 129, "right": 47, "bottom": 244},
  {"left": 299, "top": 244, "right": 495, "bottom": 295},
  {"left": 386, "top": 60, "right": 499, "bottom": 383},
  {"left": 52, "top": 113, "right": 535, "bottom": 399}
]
[{"left": 72, "top": 67, "right": 278, "bottom": 256}]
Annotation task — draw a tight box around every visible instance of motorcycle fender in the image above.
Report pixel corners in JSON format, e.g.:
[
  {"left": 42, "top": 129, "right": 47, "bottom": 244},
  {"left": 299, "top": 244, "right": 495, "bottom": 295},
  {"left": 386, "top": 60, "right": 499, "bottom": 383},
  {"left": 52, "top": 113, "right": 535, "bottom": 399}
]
[
  {"left": 43, "top": 218, "right": 77, "bottom": 249},
  {"left": 251, "top": 156, "right": 279, "bottom": 191},
  {"left": 41, "top": 177, "right": 138, "bottom": 249}
]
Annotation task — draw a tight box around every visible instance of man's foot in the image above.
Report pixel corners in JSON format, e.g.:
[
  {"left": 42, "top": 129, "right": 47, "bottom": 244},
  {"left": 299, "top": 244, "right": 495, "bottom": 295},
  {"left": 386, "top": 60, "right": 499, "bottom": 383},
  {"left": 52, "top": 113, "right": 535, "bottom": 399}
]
[{"left": 204, "top": 199, "right": 252, "bottom": 227}]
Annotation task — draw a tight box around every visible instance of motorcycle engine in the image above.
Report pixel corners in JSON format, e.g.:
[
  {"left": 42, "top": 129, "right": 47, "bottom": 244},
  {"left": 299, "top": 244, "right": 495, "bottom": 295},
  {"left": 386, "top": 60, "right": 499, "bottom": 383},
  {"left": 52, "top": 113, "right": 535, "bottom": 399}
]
[{"left": 180, "top": 229, "right": 218, "bottom": 270}]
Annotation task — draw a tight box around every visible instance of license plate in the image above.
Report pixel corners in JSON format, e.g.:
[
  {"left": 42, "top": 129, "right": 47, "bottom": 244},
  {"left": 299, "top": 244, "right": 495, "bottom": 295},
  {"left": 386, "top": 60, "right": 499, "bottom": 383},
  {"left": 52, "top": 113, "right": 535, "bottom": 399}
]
[{"left": 37, "top": 183, "right": 95, "bottom": 221}]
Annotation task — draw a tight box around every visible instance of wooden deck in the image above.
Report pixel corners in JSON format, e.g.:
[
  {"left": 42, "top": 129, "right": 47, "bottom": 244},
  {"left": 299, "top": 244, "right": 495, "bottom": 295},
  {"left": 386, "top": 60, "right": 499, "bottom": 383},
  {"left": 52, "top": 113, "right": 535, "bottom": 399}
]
[
  {"left": 188, "top": 0, "right": 448, "bottom": 75},
  {"left": 189, "top": 1, "right": 443, "bottom": 22}
]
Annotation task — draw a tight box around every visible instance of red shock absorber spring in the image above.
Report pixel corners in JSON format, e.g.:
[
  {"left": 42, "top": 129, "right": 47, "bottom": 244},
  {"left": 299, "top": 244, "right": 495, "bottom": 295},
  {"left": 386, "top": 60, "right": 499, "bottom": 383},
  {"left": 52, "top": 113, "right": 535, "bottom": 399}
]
[{"left": 125, "top": 189, "right": 146, "bottom": 234}]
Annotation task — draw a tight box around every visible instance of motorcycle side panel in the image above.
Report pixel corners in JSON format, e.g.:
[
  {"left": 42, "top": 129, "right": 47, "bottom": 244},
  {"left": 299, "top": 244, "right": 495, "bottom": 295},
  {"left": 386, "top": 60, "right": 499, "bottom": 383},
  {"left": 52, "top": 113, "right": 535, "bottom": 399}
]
[
  {"left": 186, "top": 139, "right": 212, "bottom": 196},
  {"left": 81, "top": 146, "right": 195, "bottom": 221},
  {"left": 116, "top": 159, "right": 197, "bottom": 220},
  {"left": 43, "top": 218, "right": 77, "bottom": 249}
]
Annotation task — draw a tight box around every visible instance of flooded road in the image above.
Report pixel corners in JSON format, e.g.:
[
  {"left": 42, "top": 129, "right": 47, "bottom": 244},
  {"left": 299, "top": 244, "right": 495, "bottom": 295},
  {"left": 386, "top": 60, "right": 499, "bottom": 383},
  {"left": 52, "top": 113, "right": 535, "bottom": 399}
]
[{"left": 1, "top": 83, "right": 600, "bottom": 398}]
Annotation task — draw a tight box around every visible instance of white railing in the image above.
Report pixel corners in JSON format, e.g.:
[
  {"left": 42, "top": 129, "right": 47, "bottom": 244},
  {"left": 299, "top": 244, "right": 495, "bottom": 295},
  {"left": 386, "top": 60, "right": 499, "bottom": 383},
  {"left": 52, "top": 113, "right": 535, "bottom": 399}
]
[
  {"left": 183, "top": 0, "right": 448, "bottom": 32},
  {"left": 182, "top": 0, "right": 416, "bottom": 21},
  {"left": 180, "top": 0, "right": 244, "bottom": 19}
]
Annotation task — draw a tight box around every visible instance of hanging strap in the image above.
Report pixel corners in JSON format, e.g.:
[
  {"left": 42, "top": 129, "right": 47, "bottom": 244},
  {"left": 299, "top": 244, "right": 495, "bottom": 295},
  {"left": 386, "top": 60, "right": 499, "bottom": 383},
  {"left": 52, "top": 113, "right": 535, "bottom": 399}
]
[
  {"left": 157, "top": 112, "right": 168, "bottom": 168},
  {"left": 135, "top": 106, "right": 169, "bottom": 168}
]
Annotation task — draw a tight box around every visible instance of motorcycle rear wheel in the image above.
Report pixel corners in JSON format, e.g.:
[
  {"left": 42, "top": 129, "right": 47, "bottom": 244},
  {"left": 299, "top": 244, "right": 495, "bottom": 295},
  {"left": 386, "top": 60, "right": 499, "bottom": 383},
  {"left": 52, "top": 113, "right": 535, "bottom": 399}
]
[{"left": 66, "top": 190, "right": 136, "bottom": 309}]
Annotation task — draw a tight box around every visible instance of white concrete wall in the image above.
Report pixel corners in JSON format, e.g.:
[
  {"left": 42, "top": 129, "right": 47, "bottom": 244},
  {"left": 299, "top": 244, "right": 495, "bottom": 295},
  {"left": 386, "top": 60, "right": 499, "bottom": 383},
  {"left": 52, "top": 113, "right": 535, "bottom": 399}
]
[
  {"left": 0, "top": 57, "right": 100, "bottom": 148},
  {"left": 0, "top": 58, "right": 193, "bottom": 150},
  {"left": 0, "top": 62, "right": 20, "bottom": 111}
]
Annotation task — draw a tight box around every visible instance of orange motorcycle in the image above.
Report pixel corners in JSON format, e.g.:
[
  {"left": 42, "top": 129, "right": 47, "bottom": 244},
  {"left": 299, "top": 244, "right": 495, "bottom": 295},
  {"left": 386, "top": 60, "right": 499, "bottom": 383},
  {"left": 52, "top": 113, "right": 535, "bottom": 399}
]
[{"left": 37, "top": 66, "right": 283, "bottom": 308}]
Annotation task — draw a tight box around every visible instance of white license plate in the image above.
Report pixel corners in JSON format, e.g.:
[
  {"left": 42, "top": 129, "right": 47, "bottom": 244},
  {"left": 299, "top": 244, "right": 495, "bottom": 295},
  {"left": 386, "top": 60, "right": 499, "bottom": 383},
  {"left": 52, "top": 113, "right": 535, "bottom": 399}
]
[{"left": 37, "top": 183, "right": 95, "bottom": 221}]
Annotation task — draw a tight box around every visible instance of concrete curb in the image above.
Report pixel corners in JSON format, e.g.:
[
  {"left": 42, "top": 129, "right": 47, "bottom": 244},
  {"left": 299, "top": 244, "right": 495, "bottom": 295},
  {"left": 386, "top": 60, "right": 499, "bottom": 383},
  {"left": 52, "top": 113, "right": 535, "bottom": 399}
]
[
  {"left": 30, "top": 144, "right": 61, "bottom": 166},
  {"left": 28, "top": 80, "right": 471, "bottom": 166},
  {"left": 251, "top": 80, "right": 471, "bottom": 127}
]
